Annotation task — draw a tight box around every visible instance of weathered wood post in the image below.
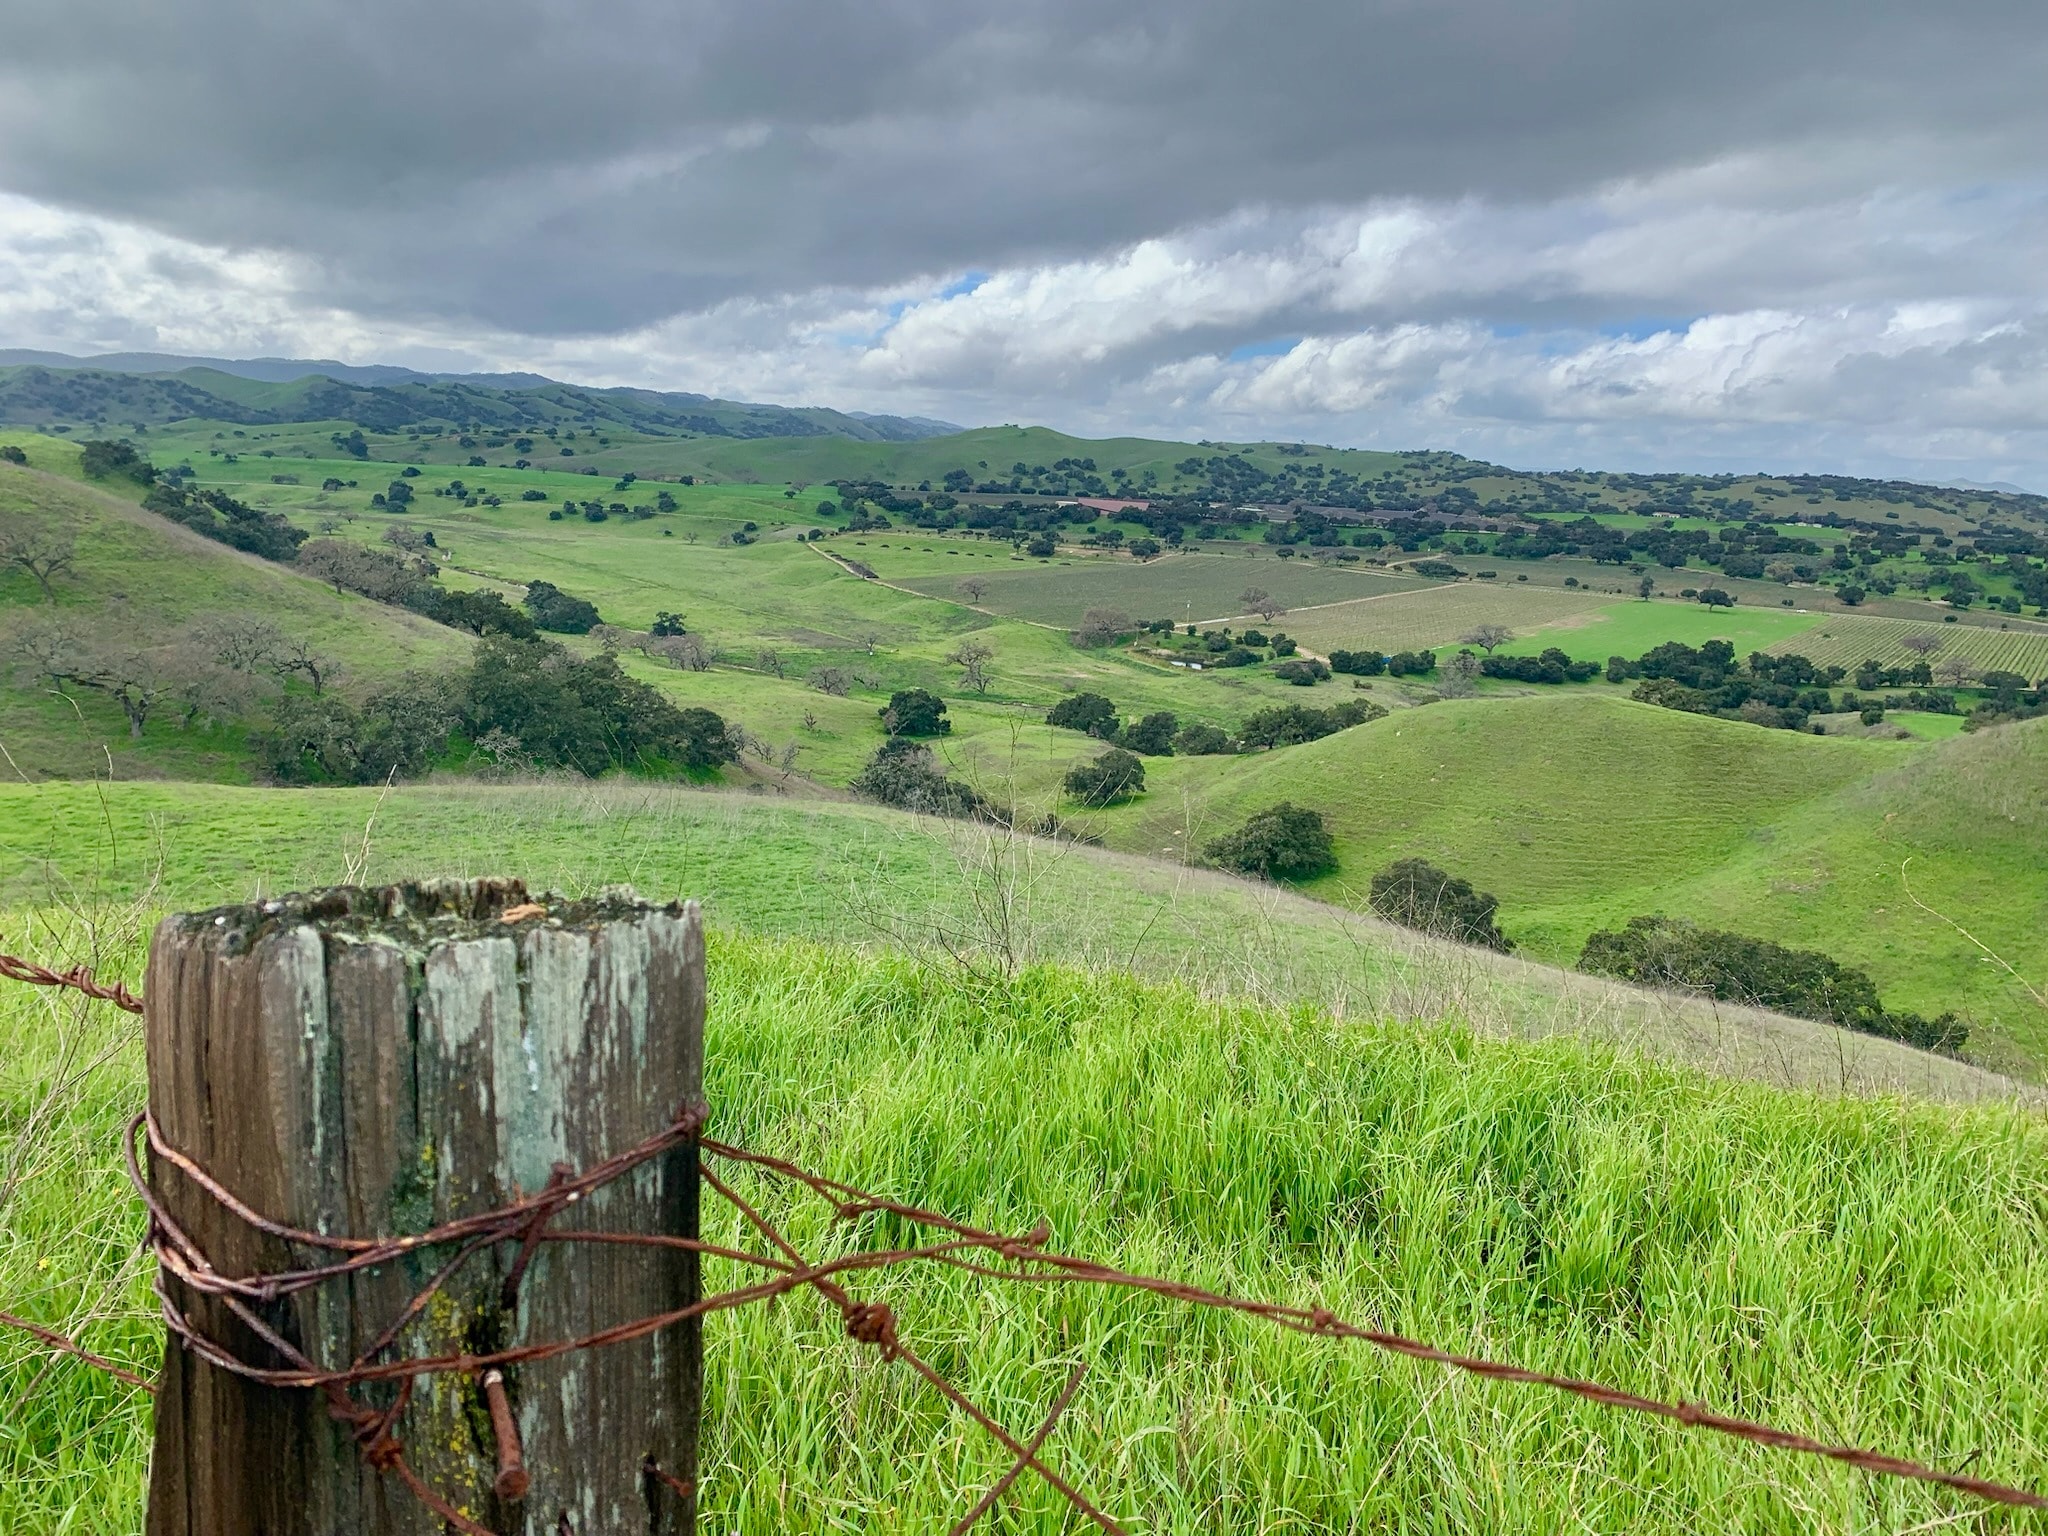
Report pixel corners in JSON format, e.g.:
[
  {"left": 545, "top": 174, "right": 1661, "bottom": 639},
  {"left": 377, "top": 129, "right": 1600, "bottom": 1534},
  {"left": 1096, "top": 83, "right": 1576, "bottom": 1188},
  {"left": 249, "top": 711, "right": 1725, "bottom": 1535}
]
[{"left": 143, "top": 880, "right": 703, "bottom": 1536}]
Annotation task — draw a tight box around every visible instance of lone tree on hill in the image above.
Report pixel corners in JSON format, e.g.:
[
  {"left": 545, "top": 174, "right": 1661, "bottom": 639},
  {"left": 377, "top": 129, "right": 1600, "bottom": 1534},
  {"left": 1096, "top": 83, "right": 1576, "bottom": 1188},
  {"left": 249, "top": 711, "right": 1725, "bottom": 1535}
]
[
  {"left": 1240, "top": 586, "right": 1287, "bottom": 621},
  {"left": 1901, "top": 631, "right": 1945, "bottom": 659},
  {"left": 1933, "top": 655, "right": 1979, "bottom": 690},
  {"left": 1203, "top": 803, "right": 1335, "bottom": 882},
  {"left": 955, "top": 575, "right": 989, "bottom": 603},
  {"left": 1063, "top": 746, "right": 1146, "bottom": 806},
  {"left": 1459, "top": 622, "right": 1512, "bottom": 655},
  {"left": 1, "top": 520, "right": 77, "bottom": 600},
  {"left": 1071, "top": 607, "right": 1133, "bottom": 648},
  {"left": 946, "top": 638, "right": 994, "bottom": 693},
  {"left": 1368, "top": 858, "right": 1514, "bottom": 952}
]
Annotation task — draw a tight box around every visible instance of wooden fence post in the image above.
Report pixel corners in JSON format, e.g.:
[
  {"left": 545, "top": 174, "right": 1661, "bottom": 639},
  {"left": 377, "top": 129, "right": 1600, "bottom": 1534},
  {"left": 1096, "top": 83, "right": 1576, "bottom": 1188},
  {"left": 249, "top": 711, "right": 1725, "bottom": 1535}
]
[{"left": 142, "top": 880, "right": 703, "bottom": 1536}]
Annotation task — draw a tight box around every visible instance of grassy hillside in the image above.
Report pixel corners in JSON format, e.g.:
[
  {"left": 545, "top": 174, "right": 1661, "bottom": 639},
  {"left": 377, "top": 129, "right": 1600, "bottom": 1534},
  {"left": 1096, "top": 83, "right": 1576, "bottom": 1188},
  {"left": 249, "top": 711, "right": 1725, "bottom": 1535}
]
[
  {"left": 1091, "top": 697, "right": 2048, "bottom": 1068},
  {"left": 0, "top": 778, "right": 2017, "bottom": 1105},
  {"left": 0, "top": 448, "right": 469, "bottom": 780},
  {"left": 0, "top": 364, "right": 951, "bottom": 443},
  {"left": 4, "top": 898, "right": 2045, "bottom": 1530}
]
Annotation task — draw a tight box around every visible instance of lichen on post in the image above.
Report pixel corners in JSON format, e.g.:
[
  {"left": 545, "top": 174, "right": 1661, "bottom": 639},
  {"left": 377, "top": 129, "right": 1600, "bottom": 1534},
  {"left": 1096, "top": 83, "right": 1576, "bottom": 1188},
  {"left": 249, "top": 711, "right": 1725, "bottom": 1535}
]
[{"left": 143, "top": 879, "right": 703, "bottom": 1536}]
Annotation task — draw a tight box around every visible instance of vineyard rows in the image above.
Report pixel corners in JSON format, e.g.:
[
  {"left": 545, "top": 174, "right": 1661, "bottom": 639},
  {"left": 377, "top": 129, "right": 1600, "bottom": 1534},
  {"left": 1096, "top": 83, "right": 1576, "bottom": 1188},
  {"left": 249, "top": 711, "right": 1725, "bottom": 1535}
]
[{"left": 1767, "top": 615, "right": 2048, "bottom": 678}]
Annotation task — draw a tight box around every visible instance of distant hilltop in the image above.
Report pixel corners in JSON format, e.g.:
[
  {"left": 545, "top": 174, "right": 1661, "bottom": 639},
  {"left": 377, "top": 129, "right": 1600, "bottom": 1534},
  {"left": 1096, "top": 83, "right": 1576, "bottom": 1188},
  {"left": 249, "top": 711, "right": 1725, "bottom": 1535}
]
[{"left": 0, "top": 351, "right": 963, "bottom": 443}]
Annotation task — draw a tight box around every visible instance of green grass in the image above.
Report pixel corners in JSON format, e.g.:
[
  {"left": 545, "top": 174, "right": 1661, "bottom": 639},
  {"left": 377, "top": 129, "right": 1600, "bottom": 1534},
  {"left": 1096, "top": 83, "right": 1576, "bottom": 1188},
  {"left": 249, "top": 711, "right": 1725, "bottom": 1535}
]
[
  {"left": 5, "top": 912, "right": 2046, "bottom": 1532},
  {"left": 1485, "top": 600, "right": 1824, "bottom": 663},
  {"left": 1089, "top": 697, "right": 2048, "bottom": 1071},
  {"left": 1892, "top": 711, "right": 1971, "bottom": 741}
]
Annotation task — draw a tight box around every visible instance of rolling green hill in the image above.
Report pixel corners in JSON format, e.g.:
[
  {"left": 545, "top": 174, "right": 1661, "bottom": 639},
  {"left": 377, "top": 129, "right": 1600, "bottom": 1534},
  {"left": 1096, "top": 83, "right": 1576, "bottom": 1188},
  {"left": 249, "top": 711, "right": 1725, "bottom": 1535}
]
[
  {"left": 3, "top": 782, "right": 2045, "bottom": 1531},
  {"left": 0, "top": 364, "right": 952, "bottom": 442},
  {"left": 0, "top": 445, "right": 469, "bottom": 779},
  {"left": 1090, "top": 695, "right": 2048, "bottom": 1067}
]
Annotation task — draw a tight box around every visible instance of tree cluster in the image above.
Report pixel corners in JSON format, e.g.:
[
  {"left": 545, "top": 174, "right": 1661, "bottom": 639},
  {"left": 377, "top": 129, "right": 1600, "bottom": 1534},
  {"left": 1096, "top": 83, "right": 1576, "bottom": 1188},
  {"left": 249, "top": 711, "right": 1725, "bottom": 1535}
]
[
  {"left": 1236, "top": 697, "right": 1384, "bottom": 750},
  {"left": 1063, "top": 747, "right": 1146, "bottom": 806},
  {"left": 1368, "top": 859, "right": 1514, "bottom": 951},
  {"left": 1202, "top": 803, "right": 1335, "bottom": 882},
  {"left": 1579, "top": 916, "right": 1965, "bottom": 1052}
]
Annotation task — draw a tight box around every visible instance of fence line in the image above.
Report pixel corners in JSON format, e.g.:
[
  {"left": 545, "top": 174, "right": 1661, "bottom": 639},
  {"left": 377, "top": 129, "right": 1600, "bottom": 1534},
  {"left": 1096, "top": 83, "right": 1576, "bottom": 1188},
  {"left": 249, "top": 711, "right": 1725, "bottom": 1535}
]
[{"left": 3, "top": 950, "right": 2043, "bottom": 1529}]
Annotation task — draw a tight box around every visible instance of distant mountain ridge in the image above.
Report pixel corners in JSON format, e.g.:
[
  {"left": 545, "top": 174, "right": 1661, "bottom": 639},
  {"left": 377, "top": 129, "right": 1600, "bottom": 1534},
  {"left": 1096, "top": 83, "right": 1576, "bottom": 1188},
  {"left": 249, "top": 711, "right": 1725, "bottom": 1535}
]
[
  {"left": 0, "top": 351, "right": 963, "bottom": 442},
  {"left": 0, "top": 348, "right": 560, "bottom": 389}
]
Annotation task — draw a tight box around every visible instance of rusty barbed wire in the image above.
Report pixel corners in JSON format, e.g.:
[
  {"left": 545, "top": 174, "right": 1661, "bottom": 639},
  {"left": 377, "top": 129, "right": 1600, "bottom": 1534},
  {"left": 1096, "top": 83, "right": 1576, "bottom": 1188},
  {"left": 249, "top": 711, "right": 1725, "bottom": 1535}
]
[
  {"left": 2, "top": 958, "right": 2044, "bottom": 1527},
  {"left": 0, "top": 944, "right": 145, "bottom": 1014}
]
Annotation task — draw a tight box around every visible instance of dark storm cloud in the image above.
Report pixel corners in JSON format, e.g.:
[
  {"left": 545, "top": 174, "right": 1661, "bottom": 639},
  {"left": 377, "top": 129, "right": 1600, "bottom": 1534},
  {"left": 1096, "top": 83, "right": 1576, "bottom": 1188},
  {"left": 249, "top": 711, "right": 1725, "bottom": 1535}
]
[{"left": 1, "top": 0, "right": 2043, "bottom": 334}]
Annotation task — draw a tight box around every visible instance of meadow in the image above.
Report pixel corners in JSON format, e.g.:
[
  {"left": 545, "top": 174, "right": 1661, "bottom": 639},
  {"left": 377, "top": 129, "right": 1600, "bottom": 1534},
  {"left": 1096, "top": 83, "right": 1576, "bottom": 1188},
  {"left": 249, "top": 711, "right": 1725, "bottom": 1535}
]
[
  {"left": 1482, "top": 601, "right": 1824, "bottom": 662},
  {"left": 4, "top": 806, "right": 2045, "bottom": 1531},
  {"left": 6, "top": 415, "right": 2048, "bottom": 1532},
  {"left": 1091, "top": 697, "right": 2048, "bottom": 1071}
]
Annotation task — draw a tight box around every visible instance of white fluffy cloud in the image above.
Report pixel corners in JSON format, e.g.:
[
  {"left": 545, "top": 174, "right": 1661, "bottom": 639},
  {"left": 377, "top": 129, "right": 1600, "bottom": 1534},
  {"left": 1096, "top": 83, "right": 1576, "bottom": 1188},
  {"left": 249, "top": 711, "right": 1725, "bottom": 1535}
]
[{"left": 5, "top": 168, "right": 2048, "bottom": 487}]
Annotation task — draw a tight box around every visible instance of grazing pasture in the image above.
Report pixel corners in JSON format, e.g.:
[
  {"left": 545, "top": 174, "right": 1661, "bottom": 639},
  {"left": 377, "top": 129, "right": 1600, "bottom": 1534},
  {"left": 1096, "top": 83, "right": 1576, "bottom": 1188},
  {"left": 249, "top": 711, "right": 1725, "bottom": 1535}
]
[
  {"left": 1485, "top": 601, "right": 1825, "bottom": 663},
  {"left": 1093, "top": 697, "right": 2048, "bottom": 1069}
]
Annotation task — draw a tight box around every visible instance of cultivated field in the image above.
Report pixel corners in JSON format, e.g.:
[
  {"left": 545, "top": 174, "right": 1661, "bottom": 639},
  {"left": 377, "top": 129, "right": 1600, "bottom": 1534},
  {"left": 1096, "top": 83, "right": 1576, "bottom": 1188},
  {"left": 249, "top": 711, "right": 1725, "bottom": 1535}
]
[
  {"left": 875, "top": 545, "right": 1423, "bottom": 627},
  {"left": 1266, "top": 583, "right": 1623, "bottom": 655},
  {"left": 1769, "top": 614, "right": 2048, "bottom": 677}
]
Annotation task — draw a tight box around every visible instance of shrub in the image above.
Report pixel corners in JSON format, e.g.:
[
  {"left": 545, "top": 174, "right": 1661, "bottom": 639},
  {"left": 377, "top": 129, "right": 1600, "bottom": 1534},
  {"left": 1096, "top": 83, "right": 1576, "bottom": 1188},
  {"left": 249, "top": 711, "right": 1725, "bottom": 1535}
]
[
  {"left": 1064, "top": 747, "right": 1146, "bottom": 806},
  {"left": 850, "top": 738, "right": 988, "bottom": 819},
  {"left": 1203, "top": 803, "right": 1335, "bottom": 881},
  {"left": 0, "top": 445, "right": 27, "bottom": 465},
  {"left": 1480, "top": 648, "right": 1601, "bottom": 685},
  {"left": 880, "top": 688, "right": 950, "bottom": 737},
  {"left": 1368, "top": 859, "right": 1513, "bottom": 951},
  {"left": 1386, "top": 650, "right": 1436, "bottom": 676},
  {"left": 462, "top": 635, "right": 736, "bottom": 775},
  {"left": 415, "top": 586, "right": 537, "bottom": 638},
  {"left": 1117, "top": 711, "right": 1178, "bottom": 755},
  {"left": 255, "top": 679, "right": 456, "bottom": 786},
  {"left": 1578, "top": 916, "right": 1965, "bottom": 1052},
  {"left": 79, "top": 439, "right": 153, "bottom": 484},
  {"left": 1272, "top": 658, "right": 1330, "bottom": 686},
  {"left": 1237, "top": 698, "right": 1383, "bottom": 749},
  {"left": 1047, "top": 692, "right": 1120, "bottom": 738},
  {"left": 145, "top": 482, "right": 307, "bottom": 564}
]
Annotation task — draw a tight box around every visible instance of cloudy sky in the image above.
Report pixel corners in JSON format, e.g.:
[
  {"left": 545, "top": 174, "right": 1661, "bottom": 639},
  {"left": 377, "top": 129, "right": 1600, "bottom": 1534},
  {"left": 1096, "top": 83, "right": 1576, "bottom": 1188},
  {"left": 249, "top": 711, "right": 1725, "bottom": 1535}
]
[{"left": 3, "top": 0, "right": 2047, "bottom": 485}]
